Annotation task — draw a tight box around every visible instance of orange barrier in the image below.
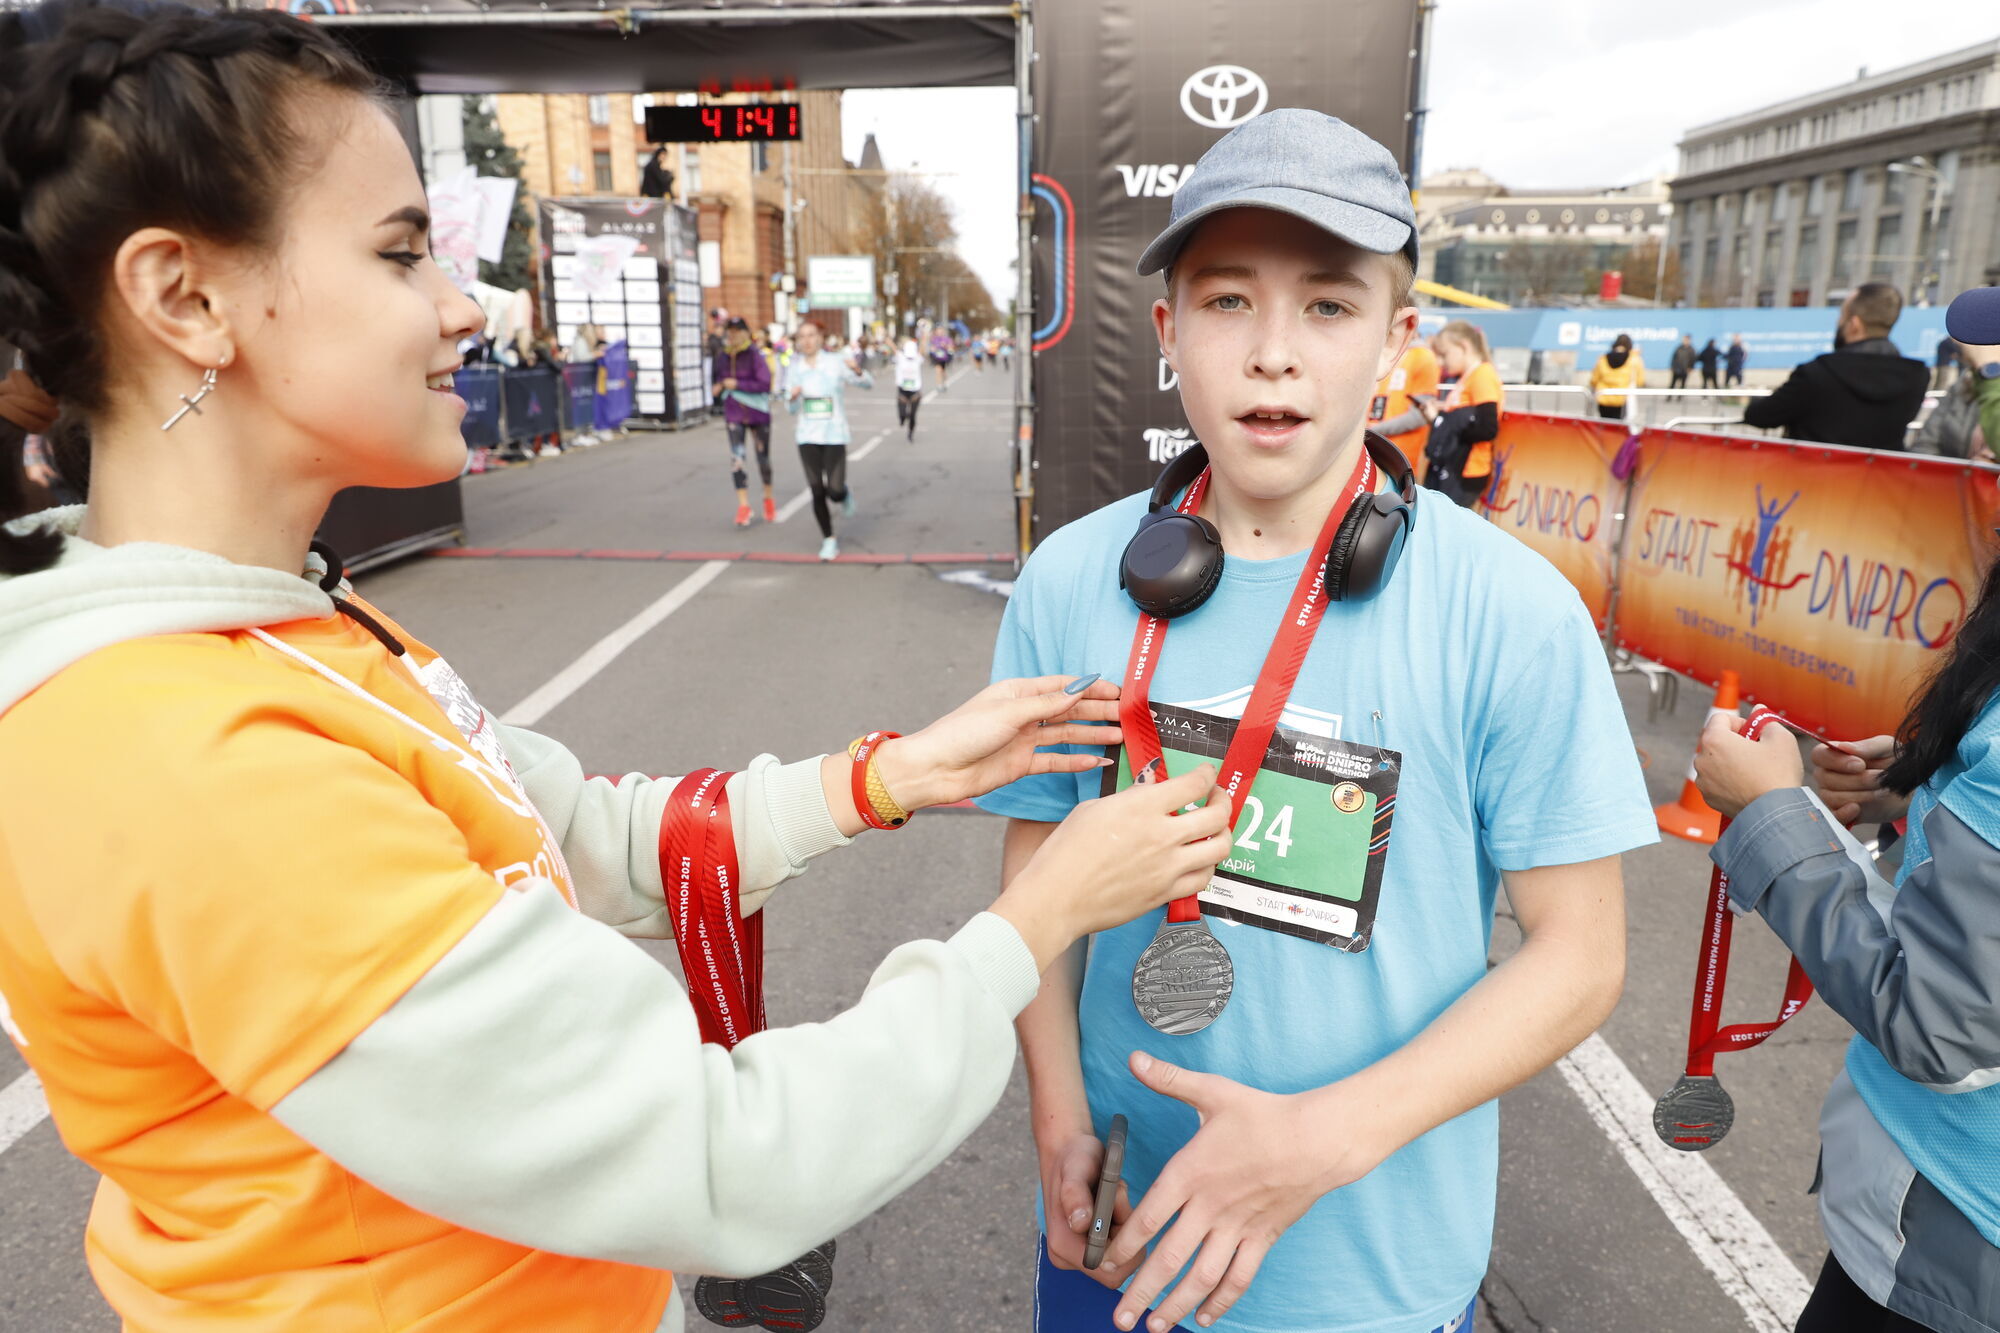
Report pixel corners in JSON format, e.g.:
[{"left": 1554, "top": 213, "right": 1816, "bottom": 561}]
[
  {"left": 1472, "top": 414, "right": 1628, "bottom": 629},
  {"left": 1476, "top": 415, "right": 2000, "bottom": 742}
]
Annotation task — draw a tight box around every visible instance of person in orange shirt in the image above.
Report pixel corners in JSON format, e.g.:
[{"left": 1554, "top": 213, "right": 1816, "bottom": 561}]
[
  {"left": 1418, "top": 321, "right": 1506, "bottom": 509},
  {"left": 0, "top": 6, "right": 1236, "bottom": 1331},
  {"left": 1368, "top": 338, "right": 1440, "bottom": 472}
]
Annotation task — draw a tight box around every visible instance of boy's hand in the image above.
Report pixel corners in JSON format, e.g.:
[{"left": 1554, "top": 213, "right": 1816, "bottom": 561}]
[
  {"left": 1037, "top": 1129, "right": 1140, "bottom": 1289},
  {"left": 1105, "top": 1054, "right": 1387, "bottom": 1332}
]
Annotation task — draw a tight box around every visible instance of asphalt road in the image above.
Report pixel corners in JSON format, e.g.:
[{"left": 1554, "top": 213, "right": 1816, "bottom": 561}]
[{"left": 0, "top": 365, "right": 1854, "bottom": 1332}]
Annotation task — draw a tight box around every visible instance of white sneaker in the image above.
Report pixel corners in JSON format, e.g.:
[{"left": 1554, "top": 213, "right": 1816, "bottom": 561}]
[
  {"left": 819, "top": 536, "right": 839, "bottom": 562},
  {"left": 537, "top": 443, "right": 562, "bottom": 458},
  {"left": 840, "top": 489, "right": 856, "bottom": 518}
]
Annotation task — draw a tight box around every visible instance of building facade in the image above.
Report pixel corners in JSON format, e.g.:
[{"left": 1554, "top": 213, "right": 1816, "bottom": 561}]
[
  {"left": 1669, "top": 39, "right": 2000, "bottom": 308},
  {"left": 1420, "top": 180, "right": 1669, "bottom": 304}
]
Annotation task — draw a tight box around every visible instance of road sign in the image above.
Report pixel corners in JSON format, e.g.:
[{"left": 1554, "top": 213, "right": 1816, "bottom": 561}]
[{"left": 807, "top": 255, "right": 876, "bottom": 309}]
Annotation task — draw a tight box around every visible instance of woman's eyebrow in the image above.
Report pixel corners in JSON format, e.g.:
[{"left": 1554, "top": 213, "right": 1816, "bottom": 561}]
[{"left": 374, "top": 205, "right": 431, "bottom": 233}]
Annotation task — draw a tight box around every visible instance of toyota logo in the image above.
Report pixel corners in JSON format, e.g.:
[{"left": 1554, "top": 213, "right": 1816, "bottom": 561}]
[{"left": 1180, "top": 64, "right": 1269, "bottom": 130}]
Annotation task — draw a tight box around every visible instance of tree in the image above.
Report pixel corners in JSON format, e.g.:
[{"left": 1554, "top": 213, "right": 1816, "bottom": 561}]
[
  {"left": 1622, "top": 238, "right": 1685, "bottom": 306},
  {"left": 853, "top": 172, "right": 997, "bottom": 332},
  {"left": 461, "top": 96, "right": 535, "bottom": 293}
]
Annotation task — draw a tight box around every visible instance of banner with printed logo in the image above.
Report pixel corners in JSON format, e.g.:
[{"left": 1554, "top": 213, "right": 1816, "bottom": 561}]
[
  {"left": 1028, "top": 0, "right": 1424, "bottom": 544},
  {"left": 1471, "top": 414, "right": 1629, "bottom": 629},
  {"left": 1614, "top": 429, "right": 2000, "bottom": 741}
]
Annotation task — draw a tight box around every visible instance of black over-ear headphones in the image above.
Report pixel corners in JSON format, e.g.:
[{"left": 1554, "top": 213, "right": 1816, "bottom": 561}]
[{"left": 1119, "top": 433, "right": 1418, "bottom": 620}]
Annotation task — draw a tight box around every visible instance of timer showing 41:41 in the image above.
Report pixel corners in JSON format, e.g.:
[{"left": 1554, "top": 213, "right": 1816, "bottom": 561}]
[{"left": 645, "top": 103, "right": 803, "bottom": 143}]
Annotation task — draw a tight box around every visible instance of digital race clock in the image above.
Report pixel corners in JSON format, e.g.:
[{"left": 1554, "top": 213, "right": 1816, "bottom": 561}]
[{"left": 646, "top": 104, "right": 803, "bottom": 143}]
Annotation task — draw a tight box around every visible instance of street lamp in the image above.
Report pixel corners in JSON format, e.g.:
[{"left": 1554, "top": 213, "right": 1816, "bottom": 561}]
[{"left": 1887, "top": 156, "right": 1952, "bottom": 305}]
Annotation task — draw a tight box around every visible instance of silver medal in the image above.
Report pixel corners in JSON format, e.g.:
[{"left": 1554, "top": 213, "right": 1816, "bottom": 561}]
[
  {"left": 1652, "top": 1074, "right": 1736, "bottom": 1151},
  {"left": 1131, "top": 917, "right": 1234, "bottom": 1035}
]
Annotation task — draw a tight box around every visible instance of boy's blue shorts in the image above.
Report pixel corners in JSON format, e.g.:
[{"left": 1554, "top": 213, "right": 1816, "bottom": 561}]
[{"left": 1034, "top": 1237, "right": 1478, "bottom": 1333}]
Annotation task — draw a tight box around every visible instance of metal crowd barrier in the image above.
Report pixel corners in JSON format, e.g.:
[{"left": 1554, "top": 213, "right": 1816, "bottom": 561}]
[
  {"left": 455, "top": 361, "right": 617, "bottom": 457},
  {"left": 1500, "top": 383, "right": 1943, "bottom": 434}
]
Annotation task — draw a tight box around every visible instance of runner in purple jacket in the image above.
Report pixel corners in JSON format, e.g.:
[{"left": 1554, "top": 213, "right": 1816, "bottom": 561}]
[{"left": 713, "top": 317, "right": 776, "bottom": 526}]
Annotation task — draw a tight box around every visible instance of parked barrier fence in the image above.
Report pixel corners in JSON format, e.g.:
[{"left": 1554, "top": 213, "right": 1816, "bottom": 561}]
[
  {"left": 1476, "top": 412, "right": 2000, "bottom": 740},
  {"left": 458, "top": 348, "right": 633, "bottom": 457}
]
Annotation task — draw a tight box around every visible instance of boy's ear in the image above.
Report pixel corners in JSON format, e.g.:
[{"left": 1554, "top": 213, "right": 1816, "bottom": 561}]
[
  {"left": 1377, "top": 304, "right": 1419, "bottom": 381},
  {"left": 1152, "top": 296, "right": 1178, "bottom": 376}
]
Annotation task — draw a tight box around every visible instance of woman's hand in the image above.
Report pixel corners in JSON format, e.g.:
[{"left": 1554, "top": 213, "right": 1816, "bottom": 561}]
[
  {"left": 995, "top": 766, "right": 1234, "bottom": 968},
  {"left": 1693, "top": 712, "right": 1805, "bottom": 819},
  {"left": 1809, "top": 733, "right": 1908, "bottom": 826},
  {"left": 0, "top": 369, "right": 57, "bottom": 434},
  {"left": 873, "top": 675, "right": 1123, "bottom": 812}
]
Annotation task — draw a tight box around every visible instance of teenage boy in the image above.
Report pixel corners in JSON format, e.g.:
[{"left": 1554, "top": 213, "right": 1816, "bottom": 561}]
[{"left": 976, "top": 110, "right": 1657, "bottom": 1333}]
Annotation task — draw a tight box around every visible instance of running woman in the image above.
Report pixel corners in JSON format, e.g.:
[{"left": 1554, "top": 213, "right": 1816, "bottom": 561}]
[
  {"left": 895, "top": 336, "right": 925, "bottom": 441},
  {"left": 783, "top": 321, "right": 873, "bottom": 561},
  {"left": 713, "top": 316, "right": 775, "bottom": 526},
  {"left": 0, "top": 5, "right": 1237, "bottom": 1329}
]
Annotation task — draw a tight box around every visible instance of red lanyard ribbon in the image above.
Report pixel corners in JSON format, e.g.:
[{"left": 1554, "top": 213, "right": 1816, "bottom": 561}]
[
  {"left": 1120, "top": 446, "right": 1375, "bottom": 923},
  {"left": 1681, "top": 707, "right": 1816, "bottom": 1077},
  {"left": 662, "top": 769, "right": 762, "bottom": 1047}
]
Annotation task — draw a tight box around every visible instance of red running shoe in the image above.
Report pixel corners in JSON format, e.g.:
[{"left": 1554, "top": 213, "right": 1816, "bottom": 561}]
[
  {"left": 762, "top": 496, "right": 778, "bottom": 523},
  {"left": 734, "top": 502, "right": 752, "bottom": 527}
]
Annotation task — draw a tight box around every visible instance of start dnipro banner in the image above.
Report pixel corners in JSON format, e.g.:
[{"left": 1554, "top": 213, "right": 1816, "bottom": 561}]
[
  {"left": 1474, "top": 415, "right": 2000, "bottom": 742},
  {"left": 1028, "top": 0, "right": 1424, "bottom": 544}
]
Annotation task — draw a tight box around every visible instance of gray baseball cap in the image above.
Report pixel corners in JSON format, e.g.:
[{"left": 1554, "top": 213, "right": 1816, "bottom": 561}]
[{"left": 1136, "top": 109, "right": 1418, "bottom": 278}]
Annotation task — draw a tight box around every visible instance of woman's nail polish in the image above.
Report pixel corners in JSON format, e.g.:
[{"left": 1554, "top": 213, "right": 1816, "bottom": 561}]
[{"left": 1064, "top": 673, "right": 1102, "bottom": 695}]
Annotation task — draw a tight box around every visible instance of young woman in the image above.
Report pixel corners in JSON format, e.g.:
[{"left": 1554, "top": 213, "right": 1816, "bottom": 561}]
[
  {"left": 1588, "top": 332, "right": 1645, "bottom": 420},
  {"left": 0, "top": 5, "right": 1238, "bottom": 1329},
  {"left": 1693, "top": 284, "right": 2000, "bottom": 1333},
  {"left": 782, "top": 321, "right": 872, "bottom": 561},
  {"left": 712, "top": 316, "right": 775, "bottom": 525},
  {"left": 1418, "top": 320, "right": 1505, "bottom": 509}
]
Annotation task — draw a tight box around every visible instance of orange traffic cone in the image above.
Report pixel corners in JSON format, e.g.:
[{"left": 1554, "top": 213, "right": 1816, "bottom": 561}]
[{"left": 1655, "top": 670, "right": 1741, "bottom": 845}]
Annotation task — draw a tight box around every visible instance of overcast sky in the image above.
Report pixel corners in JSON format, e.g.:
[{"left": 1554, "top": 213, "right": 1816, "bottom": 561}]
[{"left": 845, "top": 2, "right": 1999, "bottom": 304}]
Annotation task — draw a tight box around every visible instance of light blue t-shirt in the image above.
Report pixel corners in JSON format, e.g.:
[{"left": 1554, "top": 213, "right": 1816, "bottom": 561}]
[
  {"left": 1848, "top": 695, "right": 2000, "bottom": 1247},
  {"left": 781, "top": 352, "right": 872, "bottom": 445},
  {"left": 977, "top": 484, "right": 1656, "bottom": 1332}
]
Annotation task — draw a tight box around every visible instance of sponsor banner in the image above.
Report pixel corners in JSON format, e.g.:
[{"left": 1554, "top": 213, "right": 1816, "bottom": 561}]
[
  {"left": 596, "top": 341, "right": 634, "bottom": 433},
  {"left": 501, "top": 367, "right": 561, "bottom": 444},
  {"left": 1030, "top": 1, "right": 1423, "bottom": 543},
  {"left": 1615, "top": 428, "right": 2000, "bottom": 740},
  {"left": 1471, "top": 414, "right": 1627, "bottom": 629},
  {"left": 537, "top": 197, "right": 703, "bottom": 423}
]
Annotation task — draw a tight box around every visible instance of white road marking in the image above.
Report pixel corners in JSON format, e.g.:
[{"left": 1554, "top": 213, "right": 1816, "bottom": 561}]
[
  {"left": 773, "top": 367, "right": 973, "bottom": 524},
  {"left": 1557, "top": 1034, "right": 1812, "bottom": 1331},
  {"left": 500, "top": 560, "right": 731, "bottom": 728},
  {"left": 0, "top": 1069, "right": 47, "bottom": 1156}
]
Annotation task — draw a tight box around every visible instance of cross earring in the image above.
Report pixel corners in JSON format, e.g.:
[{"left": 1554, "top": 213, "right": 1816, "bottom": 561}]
[{"left": 161, "top": 365, "right": 220, "bottom": 432}]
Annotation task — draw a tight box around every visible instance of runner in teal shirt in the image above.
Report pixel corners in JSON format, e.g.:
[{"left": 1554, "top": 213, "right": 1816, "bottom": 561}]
[{"left": 782, "top": 321, "right": 873, "bottom": 561}]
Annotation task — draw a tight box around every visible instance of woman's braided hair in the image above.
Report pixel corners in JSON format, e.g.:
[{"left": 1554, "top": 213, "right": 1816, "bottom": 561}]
[{"left": 0, "top": 0, "right": 385, "bottom": 572}]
